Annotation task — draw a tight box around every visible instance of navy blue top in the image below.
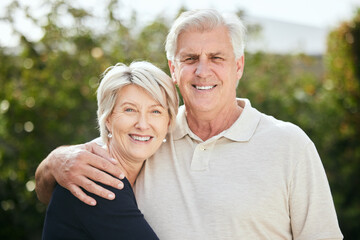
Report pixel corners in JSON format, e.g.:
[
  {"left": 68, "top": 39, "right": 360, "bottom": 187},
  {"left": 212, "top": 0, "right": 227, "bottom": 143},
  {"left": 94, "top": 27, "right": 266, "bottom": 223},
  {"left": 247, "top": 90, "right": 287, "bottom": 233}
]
[{"left": 42, "top": 178, "right": 158, "bottom": 240}]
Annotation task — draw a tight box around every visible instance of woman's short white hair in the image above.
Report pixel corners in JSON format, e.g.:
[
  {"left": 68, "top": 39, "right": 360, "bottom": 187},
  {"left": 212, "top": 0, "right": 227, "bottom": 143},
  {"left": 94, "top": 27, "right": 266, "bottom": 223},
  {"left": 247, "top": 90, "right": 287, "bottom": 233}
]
[
  {"left": 97, "top": 61, "right": 179, "bottom": 145},
  {"left": 165, "top": 9, "right": 247, "bottom": 61}
]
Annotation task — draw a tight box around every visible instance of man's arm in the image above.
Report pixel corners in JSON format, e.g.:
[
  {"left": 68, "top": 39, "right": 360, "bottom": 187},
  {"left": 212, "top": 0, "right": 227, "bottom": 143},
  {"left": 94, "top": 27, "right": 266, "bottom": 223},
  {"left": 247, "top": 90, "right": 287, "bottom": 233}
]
[{"left": 35, "top": 141, "right": 124, "bottom": 206}]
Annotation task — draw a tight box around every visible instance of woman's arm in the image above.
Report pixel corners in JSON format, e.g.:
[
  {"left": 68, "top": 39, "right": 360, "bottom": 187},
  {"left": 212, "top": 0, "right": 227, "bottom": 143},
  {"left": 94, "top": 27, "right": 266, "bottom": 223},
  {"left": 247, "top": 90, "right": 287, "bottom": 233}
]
[
  {"left": 35, "top": 141, "right": 125, "bottom": 205},
  {"left": 42, "top": 179, "right": 159, "bottom": 240},
  {"left": 77, "top": 180, "right": 159, "bottom": 239}
]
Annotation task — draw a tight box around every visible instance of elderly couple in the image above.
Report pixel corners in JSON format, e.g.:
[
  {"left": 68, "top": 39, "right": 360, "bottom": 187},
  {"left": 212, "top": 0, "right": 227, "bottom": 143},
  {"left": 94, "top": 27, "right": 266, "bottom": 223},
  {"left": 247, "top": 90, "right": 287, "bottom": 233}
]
[{"left": 37, "top": 9, "right": 343, "bottom": 240}]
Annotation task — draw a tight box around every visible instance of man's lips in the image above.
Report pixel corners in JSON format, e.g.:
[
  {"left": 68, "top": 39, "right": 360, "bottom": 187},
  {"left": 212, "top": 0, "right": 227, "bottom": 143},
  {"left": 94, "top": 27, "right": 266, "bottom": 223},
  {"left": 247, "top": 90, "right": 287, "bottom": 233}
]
[{"left": 192, "top": 85, "right": 217, "bottom": 90}]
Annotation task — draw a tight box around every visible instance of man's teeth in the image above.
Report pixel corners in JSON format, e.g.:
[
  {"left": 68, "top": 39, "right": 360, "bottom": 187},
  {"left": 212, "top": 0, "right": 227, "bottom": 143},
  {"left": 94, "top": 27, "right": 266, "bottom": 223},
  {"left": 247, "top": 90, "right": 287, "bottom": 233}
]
[
  {"left": 195, "top": 85, "right": 215, "bottom": 90},
  {"left": 131, "top": 135, "right": 151, "bottom": 141}
]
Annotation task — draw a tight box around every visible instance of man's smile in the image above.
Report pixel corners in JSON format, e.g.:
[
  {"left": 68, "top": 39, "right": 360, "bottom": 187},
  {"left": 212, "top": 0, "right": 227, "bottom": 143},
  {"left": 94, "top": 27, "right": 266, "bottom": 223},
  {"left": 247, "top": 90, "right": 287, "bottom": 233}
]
[{"left": 193, "top": 85, "right": 217, "bottom": 90}]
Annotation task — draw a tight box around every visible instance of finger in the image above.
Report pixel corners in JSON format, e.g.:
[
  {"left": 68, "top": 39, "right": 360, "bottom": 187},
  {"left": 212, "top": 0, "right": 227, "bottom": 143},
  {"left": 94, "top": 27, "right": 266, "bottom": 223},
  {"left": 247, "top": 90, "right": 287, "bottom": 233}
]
[
  {"left": 85, "top": 142, "right": 117, "bottom": 165},
  {"left": 68, "top": 184, "right": 97, "bottom": 206},
  {"left": 84, "top": 150, "right": 125, "bottom": 180},
  {"left": 78, "top": 175, "right": 119, "bottom": 201},
  {"left": 82, "top": 164, "right": 124, "bottom": 190}
]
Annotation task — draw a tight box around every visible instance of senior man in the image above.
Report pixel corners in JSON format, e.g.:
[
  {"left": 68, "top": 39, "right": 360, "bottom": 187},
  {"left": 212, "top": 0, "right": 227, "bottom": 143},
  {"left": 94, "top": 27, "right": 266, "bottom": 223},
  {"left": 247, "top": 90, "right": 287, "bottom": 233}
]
[{"left": 36, "top": 9, "right": 343, "bottom": 239}]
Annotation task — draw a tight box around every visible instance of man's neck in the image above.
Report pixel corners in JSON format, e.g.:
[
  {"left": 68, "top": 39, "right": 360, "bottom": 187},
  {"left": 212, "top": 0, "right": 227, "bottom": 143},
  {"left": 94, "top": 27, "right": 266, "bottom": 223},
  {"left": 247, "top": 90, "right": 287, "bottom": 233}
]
[{"left": 185, "top": 101, "right": 243, "bottom": 141}]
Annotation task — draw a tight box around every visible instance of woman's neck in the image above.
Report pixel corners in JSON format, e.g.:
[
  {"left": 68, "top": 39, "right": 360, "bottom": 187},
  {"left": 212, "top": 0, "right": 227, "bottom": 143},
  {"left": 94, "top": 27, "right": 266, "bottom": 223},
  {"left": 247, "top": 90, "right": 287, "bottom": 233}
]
[{"left": 106, "top": 145, "right": 145, "bottom": 187}]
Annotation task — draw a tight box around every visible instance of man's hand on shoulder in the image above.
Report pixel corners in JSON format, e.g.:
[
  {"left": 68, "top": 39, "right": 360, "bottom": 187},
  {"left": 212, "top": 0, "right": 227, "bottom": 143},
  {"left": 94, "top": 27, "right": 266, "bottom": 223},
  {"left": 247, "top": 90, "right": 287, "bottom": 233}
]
[{"left": 35, "top": 141, "right": 124, "bottom": 206}]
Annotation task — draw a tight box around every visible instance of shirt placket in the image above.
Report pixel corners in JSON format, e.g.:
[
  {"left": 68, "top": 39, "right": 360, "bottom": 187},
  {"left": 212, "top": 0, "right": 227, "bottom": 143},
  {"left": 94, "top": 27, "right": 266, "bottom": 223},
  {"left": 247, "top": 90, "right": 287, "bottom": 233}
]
[{"left": 190, "top": 140, "right": 216, "bottom": 171}]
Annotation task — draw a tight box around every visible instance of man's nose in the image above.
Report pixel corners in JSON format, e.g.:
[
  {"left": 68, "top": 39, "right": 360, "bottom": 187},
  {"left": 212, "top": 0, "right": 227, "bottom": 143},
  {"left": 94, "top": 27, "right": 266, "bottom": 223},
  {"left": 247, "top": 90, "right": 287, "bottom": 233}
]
[{"left": 195, "top": 58, "right": 211, "bottom": 78}]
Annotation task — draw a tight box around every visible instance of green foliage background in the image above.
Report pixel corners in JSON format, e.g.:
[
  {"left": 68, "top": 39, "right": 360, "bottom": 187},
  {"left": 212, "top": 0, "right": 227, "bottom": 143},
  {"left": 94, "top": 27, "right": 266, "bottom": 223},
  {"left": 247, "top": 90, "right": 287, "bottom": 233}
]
[{"left": 0, "top": 1, "right": 359, "bottom": 239}]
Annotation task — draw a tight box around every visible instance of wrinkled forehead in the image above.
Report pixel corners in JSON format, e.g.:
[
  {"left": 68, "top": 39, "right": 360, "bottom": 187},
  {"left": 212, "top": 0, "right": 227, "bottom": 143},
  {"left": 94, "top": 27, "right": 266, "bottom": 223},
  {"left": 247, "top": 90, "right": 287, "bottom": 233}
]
[{"left": 175, "top": 26, "right": 232, "bottom": 55}]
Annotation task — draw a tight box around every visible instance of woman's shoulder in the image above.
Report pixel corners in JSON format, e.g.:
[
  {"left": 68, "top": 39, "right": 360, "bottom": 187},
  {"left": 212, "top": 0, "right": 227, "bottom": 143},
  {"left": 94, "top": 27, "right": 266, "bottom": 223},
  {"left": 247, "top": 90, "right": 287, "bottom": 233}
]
[
  {"left": 49, "top": 177, "right": 137, "bottom": 213},
  {"left": 88, "top": 178, "right": 139, "bottom": 211},
  {"left": 47, "top": 179, "right": 158, "bottom": 239}
]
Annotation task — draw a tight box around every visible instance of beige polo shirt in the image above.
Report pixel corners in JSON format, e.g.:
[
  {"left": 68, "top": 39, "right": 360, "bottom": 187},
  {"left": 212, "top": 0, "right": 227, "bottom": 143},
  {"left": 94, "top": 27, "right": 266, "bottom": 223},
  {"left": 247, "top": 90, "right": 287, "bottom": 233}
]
[{"left": 134, "top": 98, "right": 343, "bottom": 240}]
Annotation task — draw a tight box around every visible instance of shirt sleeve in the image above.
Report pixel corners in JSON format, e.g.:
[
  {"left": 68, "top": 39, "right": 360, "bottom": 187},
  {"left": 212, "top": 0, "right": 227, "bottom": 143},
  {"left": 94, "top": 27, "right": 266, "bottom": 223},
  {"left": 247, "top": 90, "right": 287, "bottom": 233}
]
[
  {"left": 78, "top": 181, "right": 159, "bottom": 239},
  {"left": 43, "top": 180, "right": 159, "bottom": 240},
  {"left": 289, "top": 142, "right": 343, "bottom": 240}
]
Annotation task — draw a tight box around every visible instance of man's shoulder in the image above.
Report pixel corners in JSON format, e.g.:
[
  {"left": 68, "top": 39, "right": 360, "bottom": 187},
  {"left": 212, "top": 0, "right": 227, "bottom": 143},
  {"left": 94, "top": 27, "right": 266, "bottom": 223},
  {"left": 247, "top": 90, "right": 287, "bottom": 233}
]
[
  {"left": 256, "top": 110, "right": 312, "bottom": 145},
  {"left": 238, "top": 99, "right": 309, "bottom": 142}
]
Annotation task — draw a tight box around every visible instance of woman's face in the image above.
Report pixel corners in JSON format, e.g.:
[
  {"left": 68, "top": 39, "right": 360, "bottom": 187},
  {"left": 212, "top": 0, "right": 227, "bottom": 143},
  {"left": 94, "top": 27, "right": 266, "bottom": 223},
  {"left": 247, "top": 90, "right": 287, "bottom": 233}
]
[{"left": 106, "top": 84, "right": 170, "bottom": 162}]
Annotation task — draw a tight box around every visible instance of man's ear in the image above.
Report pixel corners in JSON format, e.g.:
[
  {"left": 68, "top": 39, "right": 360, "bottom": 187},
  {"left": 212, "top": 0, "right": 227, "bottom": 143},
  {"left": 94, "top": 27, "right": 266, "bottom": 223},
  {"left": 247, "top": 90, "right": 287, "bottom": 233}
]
[
  {"left": 168, "top": 60, "right": 177, "bottom": 84},
  {"left": 236, "top": 55, "right": 245, "bottom": 80}
]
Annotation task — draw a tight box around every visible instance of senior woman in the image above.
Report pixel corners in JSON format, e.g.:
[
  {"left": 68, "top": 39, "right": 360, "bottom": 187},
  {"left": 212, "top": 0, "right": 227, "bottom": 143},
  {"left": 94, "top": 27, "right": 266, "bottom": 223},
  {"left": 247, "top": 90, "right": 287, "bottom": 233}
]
[{"left": 42, "top": 61, "right": 178, "bottom": 239}]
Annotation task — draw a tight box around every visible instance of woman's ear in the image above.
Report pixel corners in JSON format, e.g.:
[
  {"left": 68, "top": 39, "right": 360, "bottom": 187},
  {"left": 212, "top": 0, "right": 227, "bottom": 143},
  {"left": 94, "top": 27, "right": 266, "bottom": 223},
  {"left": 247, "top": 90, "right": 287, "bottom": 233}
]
[{"left": 105, "top": 117, "right": 112, "bottom": 133}]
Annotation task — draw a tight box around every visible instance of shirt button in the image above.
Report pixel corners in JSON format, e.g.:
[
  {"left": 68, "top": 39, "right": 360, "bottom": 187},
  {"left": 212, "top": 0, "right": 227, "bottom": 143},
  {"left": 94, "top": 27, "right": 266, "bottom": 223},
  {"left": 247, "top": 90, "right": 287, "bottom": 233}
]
[{"left": 200, "top": 146, "right": 206, "bottom": 151}]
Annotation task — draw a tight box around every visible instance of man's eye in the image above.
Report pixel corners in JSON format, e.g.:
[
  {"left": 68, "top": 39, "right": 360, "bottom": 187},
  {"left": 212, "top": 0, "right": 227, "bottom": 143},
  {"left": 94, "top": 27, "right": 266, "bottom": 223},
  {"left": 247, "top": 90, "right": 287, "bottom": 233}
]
[{"left": 183, "top": 57, "right": 197, "bottom": 62}]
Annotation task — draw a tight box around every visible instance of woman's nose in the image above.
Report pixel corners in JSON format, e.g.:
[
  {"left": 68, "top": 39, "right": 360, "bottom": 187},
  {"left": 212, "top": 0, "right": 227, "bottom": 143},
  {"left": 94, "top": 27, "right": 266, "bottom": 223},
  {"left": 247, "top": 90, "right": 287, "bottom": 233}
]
[{"left": 135, "top": 113, "right": 150, "bottom": 130}]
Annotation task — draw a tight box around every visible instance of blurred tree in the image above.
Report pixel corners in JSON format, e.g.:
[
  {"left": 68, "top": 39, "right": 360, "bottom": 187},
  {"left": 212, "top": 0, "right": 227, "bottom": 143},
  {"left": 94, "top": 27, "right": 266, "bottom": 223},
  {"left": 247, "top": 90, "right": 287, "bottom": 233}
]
[
  {"left": 0, "top": 0, "right": 172, "bottom": 239},
  {"left": 240, "top": 52, "right": 324, "bottom": 132},
  {"left": 0, "top": 2, "right": 103, "bottom": 238},
  {"left": 324, "top": 8, "right": 360, "bottom": 239}
]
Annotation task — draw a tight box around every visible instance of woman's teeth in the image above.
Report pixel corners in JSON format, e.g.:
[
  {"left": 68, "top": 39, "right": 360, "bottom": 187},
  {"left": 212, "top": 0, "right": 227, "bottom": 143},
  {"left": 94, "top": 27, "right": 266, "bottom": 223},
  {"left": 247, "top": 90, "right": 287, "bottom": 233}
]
[{"left": 131, "top": 135, "right": 151, "bottom": 141}]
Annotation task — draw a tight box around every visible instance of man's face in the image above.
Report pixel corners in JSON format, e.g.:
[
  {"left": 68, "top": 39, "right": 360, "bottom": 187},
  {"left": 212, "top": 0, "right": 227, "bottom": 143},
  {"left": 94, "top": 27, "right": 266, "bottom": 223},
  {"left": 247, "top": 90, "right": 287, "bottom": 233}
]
[{"left": 169, "top": 26, "right": 244, "bottom": 115}]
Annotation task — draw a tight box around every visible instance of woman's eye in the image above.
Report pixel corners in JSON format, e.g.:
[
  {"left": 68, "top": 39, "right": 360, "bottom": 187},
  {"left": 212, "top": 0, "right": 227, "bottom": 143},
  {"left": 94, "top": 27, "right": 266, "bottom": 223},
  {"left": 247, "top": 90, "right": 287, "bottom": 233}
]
[
  {"left": 152, "top": 110, "right": 161, "bottom": 114},
  {"left": 125, "top": 108, "right": 135, "bottom": 112}
]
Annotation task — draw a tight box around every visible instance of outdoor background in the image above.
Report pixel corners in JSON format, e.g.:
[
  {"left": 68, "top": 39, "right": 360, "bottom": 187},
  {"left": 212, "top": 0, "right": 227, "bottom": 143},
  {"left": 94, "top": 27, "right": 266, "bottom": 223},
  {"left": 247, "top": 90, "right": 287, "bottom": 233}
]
[{"left": 0, "top": 0, "right": 359, "bottom": 239}]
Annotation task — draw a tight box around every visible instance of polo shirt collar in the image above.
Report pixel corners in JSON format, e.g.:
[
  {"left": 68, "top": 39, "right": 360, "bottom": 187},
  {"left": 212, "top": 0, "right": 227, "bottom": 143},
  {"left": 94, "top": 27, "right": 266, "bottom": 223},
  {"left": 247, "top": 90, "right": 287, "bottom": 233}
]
[
  {"left": 223, "top": 98, "right": 261, "bottom": 141},
  {"left": 172, "top": 98, "right": 261, "bottom": 142}
]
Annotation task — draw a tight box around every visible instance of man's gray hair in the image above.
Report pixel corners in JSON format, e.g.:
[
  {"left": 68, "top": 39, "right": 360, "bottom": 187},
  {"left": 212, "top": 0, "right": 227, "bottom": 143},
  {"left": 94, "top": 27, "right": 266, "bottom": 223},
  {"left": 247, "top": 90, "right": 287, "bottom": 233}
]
[{"left": 165, "top": 9, "right": 247, "bottom": 61}]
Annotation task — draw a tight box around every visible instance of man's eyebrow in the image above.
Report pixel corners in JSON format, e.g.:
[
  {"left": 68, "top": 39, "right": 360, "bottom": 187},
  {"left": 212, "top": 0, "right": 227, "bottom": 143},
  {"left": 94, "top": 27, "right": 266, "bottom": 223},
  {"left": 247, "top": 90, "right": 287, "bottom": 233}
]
[{"left": 208, "top": 52, "right": 223, "bottom": 56}]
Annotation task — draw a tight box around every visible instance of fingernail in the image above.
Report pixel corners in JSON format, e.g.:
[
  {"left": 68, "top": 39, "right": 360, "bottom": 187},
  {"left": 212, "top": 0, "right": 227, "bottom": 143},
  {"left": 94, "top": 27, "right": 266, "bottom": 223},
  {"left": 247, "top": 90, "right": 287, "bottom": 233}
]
[
  {"left": 119, "top": 173, "right": 125, "bottom": 179},
  {"left": 90, "top": 201, "right": 96, "bottom": 206},
  {"left": 108, "top": 193, "right": 115, "bottom": 199},
  {"left": 118, "top": 182, "right": 124, "bottom": 189}
]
